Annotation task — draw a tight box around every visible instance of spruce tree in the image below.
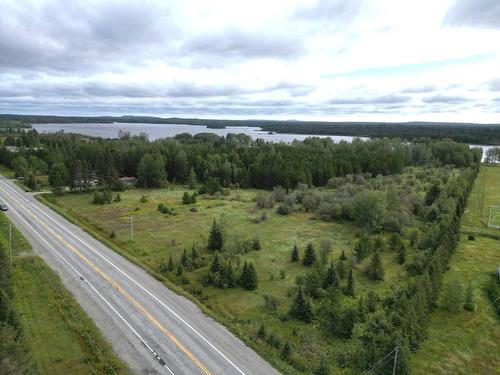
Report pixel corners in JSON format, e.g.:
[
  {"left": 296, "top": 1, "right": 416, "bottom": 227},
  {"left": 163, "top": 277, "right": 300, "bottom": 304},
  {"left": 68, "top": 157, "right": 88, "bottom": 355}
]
[
  {"left": 188, "top": 167, "right": 197, "bottom": 189},
  {"left": 336, "top": 259, "right": 347, "bottom": 279},
  {"left": 281, "top": 342, "right": 291, "bottom": 361},
  {"left": 167, "top": 254, "right": 174, "bottom": 272},
  {"left": 367, "top": 252, "right": 384, "bottom": 281},
  {"left": 289, "top": 287, "right": 313, "bottom": 323},
  {"left": 176, "top": 263, "right": 184, "bottom": 277},
  {"left": 257, "top": 323, "right": 266, "bottom": 339},
  {"left": 323, "top": 261, "right": 339, "bottom": 289},
  {"left": 210, "top": 253, "right": 221, "bottom": 273},
  {"left": 302, "top": 243, "right": 316, "bottom": 266},
  {"left": 345, "top": 268, "right": 355, "bottom": 297},
  {"left": 181, "top": 249, "right": 190, "bottom": 268},
  {"left": 339, "top": 250, "right": 347, "bottom": 261},
  {"left": 291, "top": 245, "right": 299, "bottom": 262},
  {"left": 240, "top": 262, "right": 258, "bottom": 290},
  {"left": 207, "top": 220, "right": 223, "bottom": 251},
  {"left": 252, "top": 237, "right": 261, "bottom": 250},
  {"left": 397, "top": 244, "right": 406, "bottom": 264}
]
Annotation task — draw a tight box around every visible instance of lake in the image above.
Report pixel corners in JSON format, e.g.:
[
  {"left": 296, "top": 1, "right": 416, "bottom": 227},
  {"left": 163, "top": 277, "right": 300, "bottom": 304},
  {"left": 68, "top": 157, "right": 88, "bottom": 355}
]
[{"left": 31, "top": 122, "right": 366, "bottom": 143}]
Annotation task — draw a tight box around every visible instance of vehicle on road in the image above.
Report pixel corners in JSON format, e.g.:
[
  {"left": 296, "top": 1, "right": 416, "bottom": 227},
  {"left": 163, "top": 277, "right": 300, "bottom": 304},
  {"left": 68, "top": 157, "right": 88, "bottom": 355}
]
[{"left": 0, "top": 200, "right": 8, "bottom": 211}]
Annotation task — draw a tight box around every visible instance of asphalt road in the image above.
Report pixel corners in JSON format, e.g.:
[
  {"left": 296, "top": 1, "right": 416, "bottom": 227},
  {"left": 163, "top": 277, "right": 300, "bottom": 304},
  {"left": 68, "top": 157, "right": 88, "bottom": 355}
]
[{"left": 0, "top": 175, "right": 280, "bottom": 375}]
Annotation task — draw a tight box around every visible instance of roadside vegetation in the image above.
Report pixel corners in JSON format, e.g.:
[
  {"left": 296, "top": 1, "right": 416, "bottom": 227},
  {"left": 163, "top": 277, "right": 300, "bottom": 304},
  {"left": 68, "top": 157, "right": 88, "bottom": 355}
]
[
  {"left": 0, "top": 128, "right": 485, "bottom": 374},
  {"left": 0, "top": 212, "right": 128, "bottom": 375},
  {"left": 411, "top": 165, "right": 500, "bottom": 374}
]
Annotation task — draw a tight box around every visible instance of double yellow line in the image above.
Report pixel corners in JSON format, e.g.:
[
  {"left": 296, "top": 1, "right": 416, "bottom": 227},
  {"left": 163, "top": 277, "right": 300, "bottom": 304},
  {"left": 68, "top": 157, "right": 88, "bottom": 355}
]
[{"left": 5, "top": 188, "right": 211, "bottom": 375}]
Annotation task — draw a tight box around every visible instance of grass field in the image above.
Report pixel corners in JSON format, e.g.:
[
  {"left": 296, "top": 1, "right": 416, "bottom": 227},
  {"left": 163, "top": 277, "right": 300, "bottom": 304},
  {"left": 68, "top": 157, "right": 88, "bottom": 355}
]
[
  {"left": 46, "top": 181, "right": 417, "bottom": 373},
  {"left": 0, "top": 213, "right": 128, "bottom": 375},
  {"left": 411, "top": 165, "right": 500, "bottom": 374},
  {"left": 461, "top": 165, "right": 500, "bottom": 236}
]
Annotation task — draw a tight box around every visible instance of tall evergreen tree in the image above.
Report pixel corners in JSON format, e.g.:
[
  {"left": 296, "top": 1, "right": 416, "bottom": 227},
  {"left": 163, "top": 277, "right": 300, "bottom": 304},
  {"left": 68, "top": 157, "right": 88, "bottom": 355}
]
[
  {"left": 367, "top": 252, "right": 384, "bottom": 281},
  {"left": 240, "top": 261, "right": 258, "bottom": 290},
  {"left": 302, "top": 243, "right": 316, "bottom": 266},
  {"left": 339, "top": 250, "right": 347, "bottom": 261},
  {"left": 188, "top": 166, "right": 197, "bottom": 189},
  {"left": 181, "top": 249, "right": 190, "bottom": 268},
  {"left": 210, "top": 253, "right": 221, "bottom": 273},
  {"left": 207, "top": 220, "right": 223, "bottom": 251},
  {"left": 289, "top": 287, "right": 313, "bottom": 323},
  {"left": 291, "top": 245, "right": 299, "bottom": 262},
  {"left": 323, "top": 261, "right": 339, "bottom": 289},
  {"left": 167, "top": 254, "right": 174, "bottom": 272},
  {"left": 345, "top": 268, "right": 355, "bottom": 297}
]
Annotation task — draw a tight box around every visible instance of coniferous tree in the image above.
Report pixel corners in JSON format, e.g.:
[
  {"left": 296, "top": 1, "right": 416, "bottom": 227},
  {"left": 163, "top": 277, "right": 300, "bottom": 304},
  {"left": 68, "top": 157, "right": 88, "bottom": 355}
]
[
  {"left": 257, "top": 323, "right": 266, "bottom": 339},
  {"left": 289, "top": 287, "right": 313, "bottom": 323},
  {"left": 397, "top": 244, "right": 406, "bottom": 264},
  {"left": 190, "top": 244, "right": 199, "bottom": 266},
  {"left": 339, "top": 250, "right": 347, "bottom": 261},
  {"left": 464, "top": 282, "right": 475, "bottom": 311},
  {"left": 167, "top": 254, "right": 174, "bottom": 272},
  {"left": 210, "top": 253, "right": 221, "bottom": 273},
  {"left": 354, "top": 235, "right": 371, "bottom": 262},
  {"left": 207, "top": 220, "right": 223, "bottom": 251},
  {"left": 345, "top": 268, "right": 355, "bottom": 297},
  {"left": 176, "top": 263, "right": 184, "bottom": 277},
  {"left": 281, "top": 342, "right": 291, "bottom": 361},
  {"left": 425, "top": 183, "right": 441, "bottom": 205},
  {"left": 240, "top": 261, "right": 258, "bottom": 290},
  {"left": 302, "top": 243, "right": 316, "bottom": 266},
  {"left": 188, "top": 166, "right": 197, "bottom": 189},
  {"left": 181, "top": 249, "right": 190, "bottom": 268},
  {"left": 315, "top": 359, "right": 331, "bottom": 375},
  {"left": 367, "top": 252, "right": 384, "bottom": 281},
  {"left": 252, "top": 237, "right": 261, "bottom": 251},
  {"left": 291, "top": 245, "right": 299, "bottom": 262},
  {"left": 323, "top": 261, "right": 339, "bottom": 289},
  {"left": 337, "top": 259, "right": 347, "bottom": 279}
]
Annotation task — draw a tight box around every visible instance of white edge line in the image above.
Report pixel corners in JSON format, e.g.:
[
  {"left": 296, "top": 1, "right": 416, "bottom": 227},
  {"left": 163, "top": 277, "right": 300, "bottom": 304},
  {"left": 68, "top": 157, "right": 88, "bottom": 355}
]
[
  {"left": 0, "top": 177, "right": 248, "bottom": 375},
  {"left": 2, "top": 190, "right": 175, "bottom": 375}
]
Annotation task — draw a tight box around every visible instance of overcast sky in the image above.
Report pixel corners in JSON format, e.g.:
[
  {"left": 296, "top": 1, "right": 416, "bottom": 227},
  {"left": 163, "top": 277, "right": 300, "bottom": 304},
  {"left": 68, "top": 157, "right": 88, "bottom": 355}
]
[{"left": 1, "top": 0, "right": 500, "bottom": 122}]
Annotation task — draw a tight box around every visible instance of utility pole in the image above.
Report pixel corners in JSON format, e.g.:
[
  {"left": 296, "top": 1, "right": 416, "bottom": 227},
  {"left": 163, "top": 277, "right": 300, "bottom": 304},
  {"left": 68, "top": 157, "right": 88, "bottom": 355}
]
[
  {"left": 9, "top": 223, "right": 12, "bottom": 268},
  {"left": 392, "top": 346, "right": 399, "bottom": 375},
  {"left": 130, "top": 214, "right": 133, "bottom": 241}
]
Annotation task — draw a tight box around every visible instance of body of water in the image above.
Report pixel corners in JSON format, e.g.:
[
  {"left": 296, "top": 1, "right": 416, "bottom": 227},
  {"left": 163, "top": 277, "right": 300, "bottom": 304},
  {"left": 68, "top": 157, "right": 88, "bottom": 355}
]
[{"left": 31, "top": 122, "right": 366, "bottom": 143}]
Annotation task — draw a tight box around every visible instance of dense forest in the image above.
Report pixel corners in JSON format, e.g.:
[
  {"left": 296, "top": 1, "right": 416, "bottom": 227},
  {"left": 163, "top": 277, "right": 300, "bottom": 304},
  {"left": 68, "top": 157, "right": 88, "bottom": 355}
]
[
  {"left": 0, "top": 129, "right": 481, "bottom": 193},
  {"left": 1, "top": 114, "right": 499, "bottom": 145}
]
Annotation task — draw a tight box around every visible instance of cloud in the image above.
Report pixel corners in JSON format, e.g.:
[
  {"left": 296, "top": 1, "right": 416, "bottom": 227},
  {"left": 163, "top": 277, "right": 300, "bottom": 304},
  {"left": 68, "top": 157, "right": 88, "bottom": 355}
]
[
  {"left": 294, "top": 0, "right": 361, "bottom": 24},
  {"left": 489, "top": 79, "right": 500, "bottom": 91},
  {"left": 0, "top": 0, "right": 175, "bottom": 72},
  {"left": 444, "top": 0, "right": 500, "bottom": 28},
  {"left": 328, "top": 95, "right": 411, "bottom": 105},
  {"left": 181, "top": 29, "right": 304, "bottom": 60},
  {"left": 422, "top": 95, "right": 469, "bottom": 104},
  {"left": 401, "top": 85, "right": 436, "bottom": 94}
]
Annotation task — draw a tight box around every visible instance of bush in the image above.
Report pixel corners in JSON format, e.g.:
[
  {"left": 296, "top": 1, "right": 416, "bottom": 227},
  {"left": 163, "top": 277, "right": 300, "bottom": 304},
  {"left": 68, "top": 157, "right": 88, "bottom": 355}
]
[
  {"left": 157, "top": 203, "right": 174, "bottom": 215},
  {"left": 140, "top": 195, "right": 148, "bottom": 203},
  {"left": 92, "top": 191, "right": 112, "bottom": 205},
  {"left": 276, "top": 202, "right": 294, "bottom": 215},
  {"left": 442, "top": 278, "right": 464, "bottom": 312}
]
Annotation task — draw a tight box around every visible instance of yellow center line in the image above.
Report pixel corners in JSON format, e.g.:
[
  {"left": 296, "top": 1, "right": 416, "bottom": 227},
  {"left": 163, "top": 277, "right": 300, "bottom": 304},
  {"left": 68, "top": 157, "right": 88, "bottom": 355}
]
[{"left": 7, "top": 190, "right": 212, "bottom": 375}]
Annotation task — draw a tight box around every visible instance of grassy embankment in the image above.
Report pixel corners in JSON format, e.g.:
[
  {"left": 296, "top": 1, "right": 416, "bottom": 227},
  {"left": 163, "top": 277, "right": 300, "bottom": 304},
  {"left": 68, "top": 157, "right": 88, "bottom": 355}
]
[
  {"left": 0, "top": 213, "right": 129, "bottom": 375},
  {"left": 411, "top": 165, "right": 500, "bottom": 374},
  {"left": 41, "top": 168, "right": 438, "bottom": 374}
]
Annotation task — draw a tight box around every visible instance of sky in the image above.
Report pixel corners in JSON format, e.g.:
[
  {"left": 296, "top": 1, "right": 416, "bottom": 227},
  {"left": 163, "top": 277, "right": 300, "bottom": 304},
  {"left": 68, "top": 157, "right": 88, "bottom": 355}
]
[{"left": 1, "top": 0, "right": 500, "bottom": 122}]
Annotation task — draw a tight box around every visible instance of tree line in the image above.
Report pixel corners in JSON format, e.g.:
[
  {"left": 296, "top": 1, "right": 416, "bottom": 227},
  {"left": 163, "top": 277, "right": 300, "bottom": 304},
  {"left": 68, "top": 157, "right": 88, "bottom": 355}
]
[{"left": 0, "top": 129, "right": 482, "bottom": 194}]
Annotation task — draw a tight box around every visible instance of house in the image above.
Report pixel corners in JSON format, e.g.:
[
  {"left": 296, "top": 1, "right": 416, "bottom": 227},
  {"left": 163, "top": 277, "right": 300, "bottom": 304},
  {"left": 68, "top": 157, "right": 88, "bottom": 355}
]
[{"left": 119, "top": 176, "right": 137, "bottom": 187}]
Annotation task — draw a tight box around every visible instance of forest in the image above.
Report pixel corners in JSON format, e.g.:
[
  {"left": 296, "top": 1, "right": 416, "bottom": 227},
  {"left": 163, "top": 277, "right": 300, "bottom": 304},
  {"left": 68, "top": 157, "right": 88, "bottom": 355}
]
[{"left": 0, "top": 129, "right": 484, "bottom": 374}]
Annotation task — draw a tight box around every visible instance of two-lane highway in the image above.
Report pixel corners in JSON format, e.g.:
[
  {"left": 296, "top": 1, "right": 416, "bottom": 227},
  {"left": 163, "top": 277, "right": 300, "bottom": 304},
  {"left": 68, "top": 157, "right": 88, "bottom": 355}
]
[{"left": 0, "top": 175, "right": 280, "bottom": 375}]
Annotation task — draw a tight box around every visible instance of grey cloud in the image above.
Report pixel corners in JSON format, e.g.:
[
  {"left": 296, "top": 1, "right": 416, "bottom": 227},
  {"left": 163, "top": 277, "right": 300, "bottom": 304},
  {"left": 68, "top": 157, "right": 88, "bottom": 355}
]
[
  {"left": 0, "top": 0, "right": 175, "bottom": 72},
  {"left": 444, "top": 0, "right": 500, "bottom": 28},
  {"left": 401, "top": 85, "right": 436, "bottom": 94},
  {"left": 328, "top": 95, "right": 411, "bottom": 105},
  {"left": 489, "top": 79, "right": 500, "bottom": 91},
  {"left": 294, "top": 0, "right": 361, "bottom": 24},
  {"left": 181, "top": 29, "right": 304, "bottom": 60},
  {"left": 422, "top": 95, "right": 469, "bottom": 104}
]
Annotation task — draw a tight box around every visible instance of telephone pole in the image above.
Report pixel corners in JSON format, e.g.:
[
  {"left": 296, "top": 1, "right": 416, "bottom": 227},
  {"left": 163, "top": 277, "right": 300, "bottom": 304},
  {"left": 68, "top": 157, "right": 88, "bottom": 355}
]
[
  {"left": 9, "top": 223, "right": 12, "bottom": 268},
  {"left": 392, "top": 346, "right": 399, "bottom": 375},
  {"left": 130, "top": 214, "right": 134, "bottom": 241}
]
